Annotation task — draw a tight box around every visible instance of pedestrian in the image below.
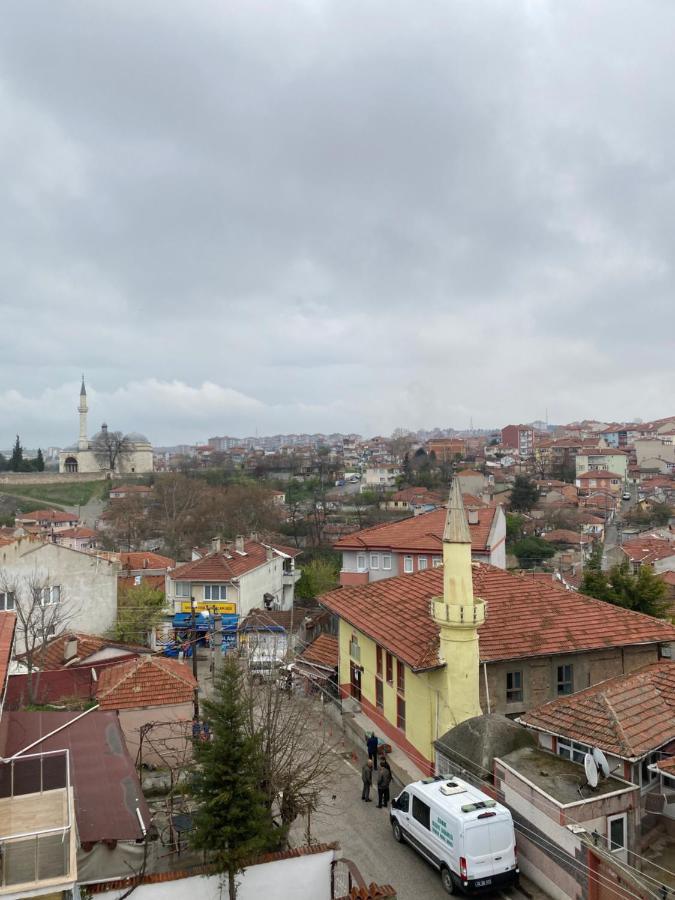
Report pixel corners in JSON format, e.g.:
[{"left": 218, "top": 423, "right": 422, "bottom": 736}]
[
  {"left": 361, "top": 759, "right": 373, "bottom": 802},
  {"left": 366, "top": 732, "right": 379, "bottom": 770},
  {"left": 377, "top": 760, "right": 392, "bottom": 808}
]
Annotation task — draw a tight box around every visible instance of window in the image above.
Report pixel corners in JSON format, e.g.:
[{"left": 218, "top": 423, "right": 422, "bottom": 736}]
[
  {"left": 403, "top": 556, "right": 413, "bottom": 574},
  {"left": 204, "top": 584, "right": 227, "bottom": 601},
  {"left": 376, "top": 677, "right": 383, "bottom": 710},
  {"left": 412, "top": 795, "right": 429, "bottom": 830},
  {"left": 607, "top": 814, "right": 627, "bottom": 858},
  {"left": 506, "top": 671, "right": 523, "bottom": 703},
  {"left": 356, "top": 553, "right": 366, "bottom": 572},
  {"left": 418, "top": 557, "right": 428, "bottom": 570},
  {"left": 386, "top": 652, "right": 393, "bottom": 685},
  {"left": 432, "top": 556, "right": 442, "bottom": 568},
  {"left": 38, "top": 586, "right": 60, "bottom": 606},
  {"left": 397, "top": 791, "right": 410, "bottom": 812},
  {"left": 557, "top": 663, "right": 574, "bottom": 695},
  {"left": 175, "top": 581, "right": 191, "bottom": 598},
  {"left": 397, "top": 696, "right": 406, "bottom": 731},
  {"left": 557, "top": 738, "right": 590, "bottom": 765},
  {"left": 376, "top": 646, "right": 383, "bottom": 677},
  {"left": 641, "top": 752, "right": 659, "bottom": 788},
  {"left": 382, "top": 554, "right": 392, "bottom": 571},
  {"left": 370, "top": 553, "right": 379, "bottom": 570},
  {"left": 397, "top": 660, "right": 405, "bottom": 695},
  {"left": 0, "top": 591, "right": 15, "bottom": 612},
  {"left": 349, "top": 635, "right": 361, "bottom": 662}
]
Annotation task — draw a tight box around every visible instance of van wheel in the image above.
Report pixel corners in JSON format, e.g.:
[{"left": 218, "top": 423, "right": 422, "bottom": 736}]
[
  {"left": 392, "top": 820, "right": 404, "bottom": 843},
  {"left": 440, "top": 866, "right": 455, "bottom": 895}
]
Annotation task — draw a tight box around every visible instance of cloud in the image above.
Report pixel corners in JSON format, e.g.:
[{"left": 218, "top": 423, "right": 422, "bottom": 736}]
[{"left": 0, "top": 0, "right": 673, "bottom": 448}]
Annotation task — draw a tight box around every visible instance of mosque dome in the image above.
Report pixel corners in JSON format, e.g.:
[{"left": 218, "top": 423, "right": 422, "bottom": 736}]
[{"left": 125, "top": 432, "right": 150, "bottom": 444}]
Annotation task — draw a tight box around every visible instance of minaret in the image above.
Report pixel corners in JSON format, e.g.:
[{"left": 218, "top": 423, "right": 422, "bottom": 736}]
[
  {"left": 431, "top": 478, "right": 485, "bottom": 729},
  {"left": 78, "top": 376, "right": 89, "bottom": 450}
]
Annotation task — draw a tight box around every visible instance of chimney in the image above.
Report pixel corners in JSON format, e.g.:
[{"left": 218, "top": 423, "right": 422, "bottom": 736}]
[
  {"left": 266, "top": 546, "right": 274, "bottom": 561},
  {"left": 235, "top": 535, "right": 245, "bottom": 553},
  {"left": 250, "top": 531, "right": 259, "bottom": 543},
  {"left": 467, "top": 508, "right": 479, "bottom": 525},
  {"left": 211, "top": 537, "right": 221, "bottom": 554}
]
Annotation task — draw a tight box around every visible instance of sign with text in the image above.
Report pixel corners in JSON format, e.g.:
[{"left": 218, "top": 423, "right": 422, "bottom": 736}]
[{"left": 180, "top": 601, "right": 237, "bottom": 615}]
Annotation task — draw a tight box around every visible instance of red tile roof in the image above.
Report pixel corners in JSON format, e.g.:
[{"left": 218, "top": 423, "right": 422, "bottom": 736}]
[
  {"left": 15, "top": 508, "right": 79, "bottom": 523},
  {"left": 319, "top": 564, "right": 675, "bottom": 671},
  {"left": 520, "top": 662, "right": 675, "bottom": 759},
  {"left": 577, "top": 471, "right": 624, "bottom": 480},
  {"left": 170, "top": 540, "right": 299, "bottom": 582},
  {"left": 542, "top": 529, "right": 592, "bottom": 544},
  {"left": 119, "top": 551, "right": 175, "bottom": 570},
  {"left": 296, "top": 633, "right": 339, "bottom": 670},
  {"left": 55, "top": 526, "right": 97, "bottom": 539},
  {"left": 96, "top": 656, "right": 197, "bottom": 710},
  {"left": 334, "top": 506, "right": 498, "bottom": 554},
  {"left": 239, "top": 607, "right": 295, "bottom": 631},
  {"left": 29, "top": 632, "right": 147, "bottom": 670},
  {"left": 0, "top": 612, "right": 16, "bottom": 697},
  {"left": 620, "top": 536, "right": 675, "bottom": 565}
]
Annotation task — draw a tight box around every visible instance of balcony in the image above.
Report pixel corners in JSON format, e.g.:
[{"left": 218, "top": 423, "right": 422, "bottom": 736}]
[
  {"left": 0, "top": 751, "right": 77, "bottom": 896},
  {"left": 282, "top": 567, "right": 301, "bottom": 586}
]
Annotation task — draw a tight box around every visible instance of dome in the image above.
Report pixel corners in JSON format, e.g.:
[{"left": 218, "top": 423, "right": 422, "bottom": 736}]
[{"left": 125, "top": 432, "right": 150, "bottom": 444}]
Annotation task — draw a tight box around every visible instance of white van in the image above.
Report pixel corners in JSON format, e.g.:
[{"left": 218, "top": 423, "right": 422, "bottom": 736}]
[{"left": 390, "top": 775, "right": 518, "bottom": 894}]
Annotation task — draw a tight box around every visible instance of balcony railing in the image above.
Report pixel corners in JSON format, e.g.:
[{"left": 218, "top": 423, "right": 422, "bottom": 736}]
[{"left": 0, "top": 750, "right": 75, "bottom": 893}]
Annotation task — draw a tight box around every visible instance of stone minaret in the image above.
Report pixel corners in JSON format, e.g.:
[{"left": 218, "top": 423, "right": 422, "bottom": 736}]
[
  {"left": 78, "top": 376, "right": 89, "bottom": 450},
  {"left": 431, "top": 478, "right": 485, "bottom": 729}
]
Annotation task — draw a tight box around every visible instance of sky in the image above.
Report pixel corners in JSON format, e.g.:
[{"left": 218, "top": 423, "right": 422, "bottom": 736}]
[{"left": 1, "top": 0, "right": 674, "bottom": 448}]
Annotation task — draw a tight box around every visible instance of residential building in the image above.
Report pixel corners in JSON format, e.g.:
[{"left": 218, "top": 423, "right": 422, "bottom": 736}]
[
  {"left": 575, "top": 470, "right": 624, "bottom": 497},
  {"left": 574, "top": 449, "right": 629, "bottom": 481},
  {"left": 362, "top": 465, "right": 401, "bottom": 490},
  {"left": 15, "top": 508, "right": 81, "bottom": 534},
  {"left": 620, "top": 535, "right": 675, "bottom": 575},
  {"left": 166, "top": 537, "right": 301, "bottom": 622},
  {"left": 634, "top": 438, "right": 675, "bottom": 475},
  {"left": 109, "top": 484, "right": 153, "bottom": 501},
  {"left": 52, "top": 526, "right": 98, "bottom": 551},
  {"left": 426, "top": 437, "right": 465, "bottom": 461},
  {"left": 238, "top": 607, "right": 299, "bottom": 662},
  {"left": 335, "top": 502, "right": 507, "bottom": 584},
  {"left": 384, "top": 487, "right": 443, "bottom": 513},
  {"left": 320, "top": 485, "right": 675, "bottom": 774},
  {"left": 115, "top": 550, "right": 175, "bottom": 593},
  {"left": 501, "top": 424, "right": 535, "bottom": 459}
]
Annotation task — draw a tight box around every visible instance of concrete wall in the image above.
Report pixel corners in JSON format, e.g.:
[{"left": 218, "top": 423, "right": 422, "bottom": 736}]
[
  {"left": 118, "top": 701, "right": 194, "bottom": 768},
  {"left": 0, "top": 540, "right": 119, "bottom": 651},
  {"left": 0, "top": 471, "right": 108, "bottom": 485}
]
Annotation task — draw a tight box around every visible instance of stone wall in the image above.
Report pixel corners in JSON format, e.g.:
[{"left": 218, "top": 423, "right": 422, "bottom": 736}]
[{"left": 0, "top": 471, "right": 108, "bottom": 486}]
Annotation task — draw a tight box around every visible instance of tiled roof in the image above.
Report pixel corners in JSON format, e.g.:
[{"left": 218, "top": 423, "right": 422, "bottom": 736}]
[
  {"left": 0, "top": 612, "right": 16, "bottom": 695},
  {"left": 15, "top": 508, "right": 79, "bottom": 523},
  {"left": 55, "top": 526, "right": 97, "bottom": 539},
  {"left": 621, "top": 536, "right": 675, "bottom": 565},
  {"left": 577, "top": 471, "right": 624, "bottom": 480},
  {"left": 29, "top": 632, "right": 147, "bottom": 670},
  {"left": 520, "top": 662, "right": 675, "bottom": 759},
  {"left": 319, "top": 564, "right": 675, "bottom": 671},
  {"left": 119, "top": 551, "right": 175, "bottom": 570},
  {"left": 334, "top": 506, "right": 498, "bottom": 553},
  {"left": 542, "top": 529, "right": 592, "bottom": 544},
  {"left": 96, "top": 656, "right": 197, "bottom": 710},
  {"left": 239, "top": 607, "right": 295, "bottom": 631},
  {"left": 170, "top": 540, "right": 299, "bottom": 582},
  {"left": 296, "top": 633, "right": 339, "bottom": 669}
]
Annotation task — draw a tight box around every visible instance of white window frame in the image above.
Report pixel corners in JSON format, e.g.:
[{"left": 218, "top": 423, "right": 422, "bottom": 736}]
[
  {"left": 39, "top": 586, "right": 60, "bottom": 607},
  {"left": 204, "top": 584, "right": 227, "bottom": 601},
  {"left": 432, "top": 556, "right": 442, "bottom": 568},
  {"left": 175, "top": 581, "right": 191, "bottom": 598},
  {"left": 607, "top": 813, "right": 627, "bottom": 862},
  {"left": 356, "top": 553, "right": 366, "bottom": 572},
  {"left": 382, "top": 554, "right": 392, "bottom": 571},
  {"left": 370, "top": 553, "right": 380, "bottom": 570},
  {"left": 418, "top": 556, "right": 428, "bottom": 570},
  {"left": 0, "top": 591, "right": 15, "bottom": 611},
  {"left": 403, "top": 555, "right": 414, "bottom": 574}
]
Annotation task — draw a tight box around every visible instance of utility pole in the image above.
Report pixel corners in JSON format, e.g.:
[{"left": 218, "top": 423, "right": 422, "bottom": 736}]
[{"left": 191, "top": 596, "right": 199, "bottom": 718}]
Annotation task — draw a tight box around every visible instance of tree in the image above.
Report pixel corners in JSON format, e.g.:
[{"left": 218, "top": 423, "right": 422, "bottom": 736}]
[
  {"left": 509, "top": 475, "right": 540, "bottom": 512},
  {"left": 580, "top": 550, "right": 669, "bottom": 618},
  {"left": 505, "top": 513, "right": 525, "bottom": 545},
  {"left": 295, "top": 558, "right": 339, "bottom": 599},
  {"left": 34, "top": 448, "right": 45, "bottom": 472},
  {"left": 511, "top": 536, "right": 555, "bottom": 569},
  {"left": 98, "top": 492, "right": 153, "bottom": 552},
  {"left": 150, "top": 474, "right": 215, "bottom": 558},
  {"left": 9, "top": 435, "right": 23, "bottom": 472},
  {"left": 190, "top": 657, "right": 279, "bottom": 899},
  {"left": 114, "top": 582, "right": 166, "bottom": 645},
  {"left": 91, "top": 426, "right": 132, "bottom": 472}
]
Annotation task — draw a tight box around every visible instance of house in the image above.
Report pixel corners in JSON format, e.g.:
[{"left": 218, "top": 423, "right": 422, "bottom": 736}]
[
  {"left": 634, "top": 438, "right": 675, "bottom": 476},
  {"left": 335, "top": 502, "right": 507, "bottom": 584},
  {"left": 238, "top": 607, "right": 298, "bottom": 663},
  {"left": 576, "top": 470, "right": 624, "bottom": 496},
  {"left": 620, "top": 535, "right": 675, "bottom": 575},
  {"left": 167, "top": 536, "right": 301, "bottom": 623},
  {"left": 0, "top": 539, "right": 120, "bottom": 651},
  {"left": 541, "top": 529, "right": 593, "bottom": 548},
  {"left": 15, "top": 508, "right": 81, "bottom": 534},
  {"left": 501, "top": 424, "right": 535, "bottom": 459},
  {"left": 294, "top": 632, "right": 339, "bottom": 695},
  {"left": 320, "top": 483, "right": 675, "bottom": 775},
  {"left": 96, "top": 655, "right": 197, "bottom": 767},
  {"left": 426, "top": 437, "right": 466, "bottom": 461},
  {"left": 362, "top": 465, "right": 401, "bottom": 491},
  {"left": 574, "top": 449, "right": 629, "bottom": 481},
  {"left": 19, "top": 630, "right": 149, "bottom": 670},
  {"left": 116, "top": 550, "right": 175, "bottom": 592},
  {"left": 109, "top": 484, "right": 154, "bottom": 500},
  {"left": 385, "top": 486, "right": 443, "bottom": 513},
  {"left": 52, "top": 525, "right": 98, "bottom": 551}
]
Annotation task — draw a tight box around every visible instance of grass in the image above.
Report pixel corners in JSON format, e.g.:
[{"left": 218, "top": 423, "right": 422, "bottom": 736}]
[{"left": 3, "top": 480, "right": 106, "bottom": 506}]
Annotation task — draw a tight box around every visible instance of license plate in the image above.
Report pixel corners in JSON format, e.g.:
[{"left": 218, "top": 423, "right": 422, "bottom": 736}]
[{"left": 475, "top": 879, "right": 492, "bottom": 887}]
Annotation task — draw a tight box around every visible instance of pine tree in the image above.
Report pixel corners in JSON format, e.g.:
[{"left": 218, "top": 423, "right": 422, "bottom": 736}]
[
  {"left": 509, "top": 475, "right": 540, "bottom": 512},
  {"left": 34, "top": 448, "right": 45, "bottom": 472},
  {"left": 9, "top": 435, "right": 23, "bottom": 472},
  {"left": 190, "top": 656, "right": 279, "bottom": 899}
]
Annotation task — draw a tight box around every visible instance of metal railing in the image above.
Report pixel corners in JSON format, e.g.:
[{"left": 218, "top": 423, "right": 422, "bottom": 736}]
[{"left": 0, "top": 750, "right": 73, "bottom": 890}]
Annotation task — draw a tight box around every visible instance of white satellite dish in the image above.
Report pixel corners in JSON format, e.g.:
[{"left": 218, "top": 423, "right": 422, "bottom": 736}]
[
  {"left": 584, "top": 753, "right": 599, "bottom": 789},
  {"left": 592, "top": 747, "right": 610, "bottom": 779}
]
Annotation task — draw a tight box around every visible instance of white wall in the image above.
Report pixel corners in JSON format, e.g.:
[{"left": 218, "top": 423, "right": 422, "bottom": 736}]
[{"left": 94, "top": 848, "right": 335, "bottom": 900}]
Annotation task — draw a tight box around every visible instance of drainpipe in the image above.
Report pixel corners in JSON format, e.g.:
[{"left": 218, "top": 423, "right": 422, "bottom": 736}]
[{"left": 483, "top": 663, "right": 491, "bottom": 715}]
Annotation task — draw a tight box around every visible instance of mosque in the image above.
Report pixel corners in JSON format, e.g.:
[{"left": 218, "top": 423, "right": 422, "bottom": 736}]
[{"left": 58, "top": 378, "right": 154, "bottom": 475}]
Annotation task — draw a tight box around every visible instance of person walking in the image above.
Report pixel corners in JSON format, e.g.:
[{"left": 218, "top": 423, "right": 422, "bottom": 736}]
[
  {"left": 377, "top": 760, "right": 392, "bottom": 808},
  {"left": 361, "top": 759, "right": 373, "bottom": 802},
  {"left": 366, "top": 732, "right": 379, "bottom": 770}
]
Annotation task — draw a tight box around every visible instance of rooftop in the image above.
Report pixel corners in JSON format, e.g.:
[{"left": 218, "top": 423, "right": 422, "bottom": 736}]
[
  {"left": 96, "top": 656, "right": 197, "bottom": 710},
  {"left": 296, "top": 633, "right": 339, "bottom": 670},
  {"left": 171, "top": 539, "right": 300, "bottom": 582},
  {"left": 28, "top": 631, "right": 148, "bottom": 670},
  {"left": 239, "top": 607, "right": 295, "bottom": 632},
  {"left": 15, "top": 509, "right": 79, "bottom": 523},
  {"left": 621, "top": 536, "right": 675, "bottom": 565}
]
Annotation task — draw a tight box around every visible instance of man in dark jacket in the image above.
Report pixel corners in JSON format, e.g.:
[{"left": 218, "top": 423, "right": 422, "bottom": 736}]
[
  {"left": 361, "top": 759, "right": 373, "bottom": 801},
  {"left": 377, "top": 760, "right": 392, "bottom": 808},
  {"left": 366, "top": 732, "right": 379, "bottom": 769}
]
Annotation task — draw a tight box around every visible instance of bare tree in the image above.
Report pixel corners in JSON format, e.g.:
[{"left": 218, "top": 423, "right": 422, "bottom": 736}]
[
  {"left": 0, "top": 568, "right": 80, "bottom": 703},
  {"left": 92, "top": 424, "right": 132, "bottom": 472}
]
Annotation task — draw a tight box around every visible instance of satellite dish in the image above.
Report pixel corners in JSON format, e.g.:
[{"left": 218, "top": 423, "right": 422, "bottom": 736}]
[
  {"left": 592, "top": 747, "right": 610, "bottom": 779},
  {"left": 584, "top": 753, "right": 599, "bottom": 788}
]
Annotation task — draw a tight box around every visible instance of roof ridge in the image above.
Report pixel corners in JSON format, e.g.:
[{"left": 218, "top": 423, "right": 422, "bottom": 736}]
[{"left": 600, "top": 693, "right": 631, "bottom": 757}]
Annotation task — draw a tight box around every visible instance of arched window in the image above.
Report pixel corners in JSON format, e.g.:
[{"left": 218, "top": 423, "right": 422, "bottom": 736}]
[{"left": 64, "top": 456, "right": 78, "bottom": 473}]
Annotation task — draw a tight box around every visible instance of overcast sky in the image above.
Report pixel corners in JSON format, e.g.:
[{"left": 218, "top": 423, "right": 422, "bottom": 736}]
[{"left": 1, "top": 0, "right": 674, "bottom": 448}]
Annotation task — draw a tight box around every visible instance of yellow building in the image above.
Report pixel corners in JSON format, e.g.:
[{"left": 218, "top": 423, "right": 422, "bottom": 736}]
[{"left": 322, "top": 480, "right": 484, "bottom": 774}]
